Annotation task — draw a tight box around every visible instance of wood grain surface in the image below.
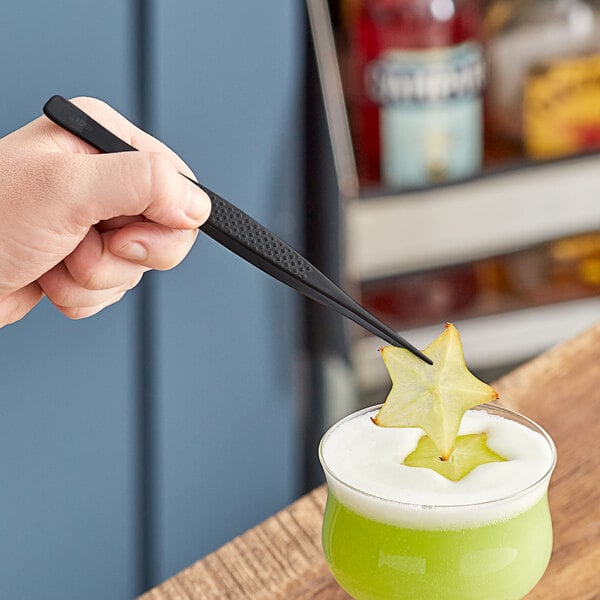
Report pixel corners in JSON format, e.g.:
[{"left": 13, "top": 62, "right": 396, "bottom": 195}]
[{"left": 141, "top": 322, "right": 600, "bottom": 600}]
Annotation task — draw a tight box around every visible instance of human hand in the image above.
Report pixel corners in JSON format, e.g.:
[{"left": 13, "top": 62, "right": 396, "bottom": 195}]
[{"left": 0, "top": 96, "right": 211, "bottom": 327}]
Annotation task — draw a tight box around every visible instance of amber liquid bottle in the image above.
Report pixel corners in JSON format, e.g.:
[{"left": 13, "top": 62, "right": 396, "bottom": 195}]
[{"left": 485, "top": 0, "right": 600, "bottom": 162}]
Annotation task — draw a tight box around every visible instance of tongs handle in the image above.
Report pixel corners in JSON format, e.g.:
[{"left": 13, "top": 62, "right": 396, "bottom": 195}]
[{"left": 42, "top": 95, "right": 432, "bottom": 365}]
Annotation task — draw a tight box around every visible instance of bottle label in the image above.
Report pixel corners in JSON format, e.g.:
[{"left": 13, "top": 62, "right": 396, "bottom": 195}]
[
  {"left": 366, "top": 43, "right": 484, "bottom": 188},
  {"left": 524, "top": 53, "right": 600, "bottom": 159}
]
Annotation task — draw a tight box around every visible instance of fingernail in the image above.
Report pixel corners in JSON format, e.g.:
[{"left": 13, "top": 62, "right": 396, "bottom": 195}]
[
  {"left": 115, "top": 241, "right": 148, "bottom": 262},
  {"left": 185, "top": 184, "right": 211, "bottom": 223}
]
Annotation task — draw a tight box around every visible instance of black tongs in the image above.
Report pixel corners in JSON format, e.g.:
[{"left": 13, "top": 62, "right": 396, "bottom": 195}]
[{"left": 43, "top": 95, "right": 431, "bottom": 365}]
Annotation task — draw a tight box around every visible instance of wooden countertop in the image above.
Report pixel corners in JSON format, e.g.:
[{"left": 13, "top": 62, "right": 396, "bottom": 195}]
[{"left": 141, "top": 322, "right": 600, "bottom": 600}]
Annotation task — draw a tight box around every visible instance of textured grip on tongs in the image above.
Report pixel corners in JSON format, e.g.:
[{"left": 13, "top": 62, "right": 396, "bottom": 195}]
[{"left": 202, "top": 187, "right": 312, "bottom": 280}]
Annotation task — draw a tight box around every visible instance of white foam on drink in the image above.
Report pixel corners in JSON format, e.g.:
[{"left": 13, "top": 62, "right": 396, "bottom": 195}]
[{"left": 320, "top": 407, "right": 555, "bottom": 530}]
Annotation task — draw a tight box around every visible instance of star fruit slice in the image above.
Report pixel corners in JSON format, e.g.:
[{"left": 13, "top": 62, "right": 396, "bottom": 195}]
[
  {"left": 403, "top": 433, "right": 506, "bottom": 481},
  {"left": 372, "top": 323, "right": 499, "bottom": 460}
]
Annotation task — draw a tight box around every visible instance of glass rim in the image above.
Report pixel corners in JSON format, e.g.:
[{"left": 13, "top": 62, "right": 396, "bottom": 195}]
[{"left": 319, "top": 403, "right": 557, "bottom": 510}]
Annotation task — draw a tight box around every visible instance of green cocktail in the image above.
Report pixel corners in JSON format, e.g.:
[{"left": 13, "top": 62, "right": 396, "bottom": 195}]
[
  {"left": 319, "top": 404, "right": 556, "bottom": 600},
  {"left": 323, "top": 493, "right": 551, "bottom": 599}
]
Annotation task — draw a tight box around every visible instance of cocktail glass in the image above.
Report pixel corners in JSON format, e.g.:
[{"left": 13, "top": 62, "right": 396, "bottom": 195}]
[{"left": 319, "top": 404, "right": 557, "bottom": 600}]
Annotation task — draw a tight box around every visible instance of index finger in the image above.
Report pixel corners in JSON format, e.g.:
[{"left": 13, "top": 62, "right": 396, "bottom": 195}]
[{"left": 39, "top": 96, "right": 199, "bottom": 181}]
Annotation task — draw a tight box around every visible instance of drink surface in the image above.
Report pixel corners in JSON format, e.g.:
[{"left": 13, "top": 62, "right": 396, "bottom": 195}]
[
  {"left": 323, "top": 491, "right": 552, "bottom": 600},
  {"left": 320, "top": 406, "right": 554, "bottom": 529}
]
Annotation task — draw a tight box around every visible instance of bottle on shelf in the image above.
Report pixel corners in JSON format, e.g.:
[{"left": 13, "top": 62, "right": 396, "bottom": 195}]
[
  {"left": 359, "top": 230, "right": 600, "bottom": 331},
  {"left": 360, "top": 265, "right": 480, "bottom": 329},
  {"left": 484, "top": 0, "right": 600, "bottom": 163},
  {"left": 346, "top": 0, "right": 485, "bottom": 188}
]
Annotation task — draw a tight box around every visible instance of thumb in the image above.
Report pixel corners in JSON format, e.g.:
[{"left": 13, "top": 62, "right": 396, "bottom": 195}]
[{"left": 67, "top": 151, "right": 211, "bottom": 229}]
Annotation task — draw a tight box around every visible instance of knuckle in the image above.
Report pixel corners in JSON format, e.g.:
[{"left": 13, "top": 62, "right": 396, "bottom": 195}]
[
  {"left": 70, "top": 262, "right": 103, "bottom": 290},
  {"left": 69, "top": 251, "right": 107, "bottom": 291},
  {"left": 41, "top": 274, "right": 83, "bottom": 308},
  {"left": 124, "top": 152, "right": 183, "bottom": 225},
  {"left": 145, "top": 152, "right": 176, "bottom": 205},
  {"left": 48, "top": 285, "right": 76, "bottom": 308},
  {"left": 127, "top": 152, "right": 179, "bottom": 223}
]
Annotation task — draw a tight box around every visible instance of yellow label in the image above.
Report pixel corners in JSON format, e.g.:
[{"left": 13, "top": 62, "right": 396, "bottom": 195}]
[{"left": 523, "top": 52, "right": 600, "bottom": 159}]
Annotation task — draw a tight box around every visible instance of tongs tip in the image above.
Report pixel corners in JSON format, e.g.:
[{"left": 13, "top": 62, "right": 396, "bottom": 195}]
[{"left": 402, "top": 342, "right": 433, "bottom": 365}]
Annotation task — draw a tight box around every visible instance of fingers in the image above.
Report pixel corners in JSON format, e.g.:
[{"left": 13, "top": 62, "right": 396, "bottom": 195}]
[
  {"left": 0, "top": 284, "right": 44, "bottom": 328},
  {"left": 64, "top": 97, "right": 211, "bottom": 227},
  {"left": 56, "top": 97, "right": 212, "bottom": 226},
  {"left": 37, "top": 219, "right": 198, "bottom": 319},
  {"left": 39, "top": 260, "right": 136, "bottom": 320},
  {"left": 30, "top": 95, "right": 211, "bottom": 232},
  {"left": 108, "top": 221, "right": 199, "bottom": 271},
  {"left": 62, "top": 227, "right": 150, "bottom": 290},
  {"left": 69, "top": 97, "right": 198, "bottom": 179},
  {"left": 36, "top": 96, "right": 197, "bottom": 180},
  {"left": 64, "top": 151, "right": 211, "bottom": 231},
  {"left": 64, "top": 222, "right": 198, "bottom": 290},
  {"left": 0, "top": 96, "right": 210, "bottom": 327},
  {"left": 38, "top": 101, "right": 209, "bottom": 320}
]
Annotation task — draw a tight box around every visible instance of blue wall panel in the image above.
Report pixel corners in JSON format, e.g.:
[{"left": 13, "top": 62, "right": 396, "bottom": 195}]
[
  {"left": 150, "top": 0, "right": 304, "bottom": 583},
  {"left": 0, "top": 2, "right": 137, "bottom": 133},
  {"left": 0, "top": 2, "right": 139, "bottom": 598},
  {"left": 0, "top": 303, "right": 139, "bottom": 598},
  {"left": 0, "top": 0, "right": 305, "bottom": 594}
]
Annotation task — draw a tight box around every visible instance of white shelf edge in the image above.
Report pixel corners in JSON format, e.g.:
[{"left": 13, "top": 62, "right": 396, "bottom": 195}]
[
  {"left": 351, "top": 297, "right": 600, "bottom": 392},
  {"left": 346, "top": 155, "right": 600, "bottom": 280}
]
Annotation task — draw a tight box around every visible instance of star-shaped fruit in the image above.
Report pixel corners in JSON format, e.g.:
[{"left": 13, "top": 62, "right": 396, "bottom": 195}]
[
  {"left": 403, "top": 433, "right": 506, "bottom": 481},
  {"left": 372, "top": 323, "right": 499, "bottom": 460}
]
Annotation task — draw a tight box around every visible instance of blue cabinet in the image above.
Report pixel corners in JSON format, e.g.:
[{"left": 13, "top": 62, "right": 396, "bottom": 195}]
[{"left": 0, "top": 1, "right": 303, "bottom": 596}]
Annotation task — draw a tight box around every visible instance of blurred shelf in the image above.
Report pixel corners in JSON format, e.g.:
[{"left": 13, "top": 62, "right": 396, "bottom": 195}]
[
  {"left": 346, "top": 155, "right": 600, "bottom": 281},
  {"left": 307, "top": 0, "right": 600, "bottom": 403},
  {"left": 307, "top": 0, "right": 600, "bottom": 283},
  {"left": 352, "top": 296, "right": 600, "bottom": 392}
]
